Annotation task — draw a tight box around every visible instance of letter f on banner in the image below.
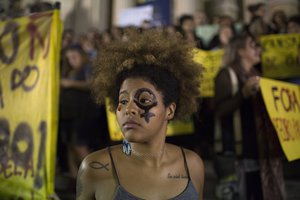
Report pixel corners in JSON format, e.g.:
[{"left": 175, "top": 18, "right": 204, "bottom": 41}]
[{"left": 272, "top": 86, "right": 280, "bottom": 111}]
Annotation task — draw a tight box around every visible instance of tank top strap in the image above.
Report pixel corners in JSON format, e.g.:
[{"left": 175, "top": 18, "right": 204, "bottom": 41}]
[
  {"left": 107, "top": 146, "right": 120, "bottom": 185},
  {"left": 180, "top": 147, "right": 191, "bottom": 180}
]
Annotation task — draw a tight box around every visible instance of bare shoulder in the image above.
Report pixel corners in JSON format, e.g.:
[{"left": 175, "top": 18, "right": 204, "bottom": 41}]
[
  {"left": 182, "top": 148, "right": 205, "bottom": 198},
  {"left": 76, "top": 146, "right": 119, "bottom": 200},
  {"left": 166, "top": 144, "right": 204, "bottom": 169},
  {"left": 182, "top": 148, "right": 204, "bottom": 171},
  {"left": 79, "top": 147, "right": 117, "bottom": 179}
]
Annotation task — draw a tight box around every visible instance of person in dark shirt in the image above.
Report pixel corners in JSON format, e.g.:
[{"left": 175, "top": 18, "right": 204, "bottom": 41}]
[
  {"left": 178, "top": 14, "right": 205, "bottom": 49},
  {"left": 214, "top": 33, "right": 263, "bottom": 200},
  {"left": 59, "top": 45, "right": 94, "bottom": 179},
  {"left": 208, "top": 25, "right": 235, "bottom": 50}
]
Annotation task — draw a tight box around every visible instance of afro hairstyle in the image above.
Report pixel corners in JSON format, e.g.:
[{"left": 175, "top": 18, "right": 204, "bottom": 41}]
[{"left": 92, "top": 29, "right": 202, "bottom": 119}]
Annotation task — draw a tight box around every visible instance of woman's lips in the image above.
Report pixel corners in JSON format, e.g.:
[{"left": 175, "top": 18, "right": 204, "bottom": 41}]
[{"left": 123, "top": 120, "right": 140, "bottom": 129}]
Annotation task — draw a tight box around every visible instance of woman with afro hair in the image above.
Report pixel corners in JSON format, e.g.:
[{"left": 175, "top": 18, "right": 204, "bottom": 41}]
[{"left": 76, "top": 29, "right": 204, "bottom": 200}]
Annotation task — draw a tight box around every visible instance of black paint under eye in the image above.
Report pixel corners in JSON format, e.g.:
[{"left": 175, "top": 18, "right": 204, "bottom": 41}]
[{"left": 134, "top": 88, "right": 158, "bottom": 123}]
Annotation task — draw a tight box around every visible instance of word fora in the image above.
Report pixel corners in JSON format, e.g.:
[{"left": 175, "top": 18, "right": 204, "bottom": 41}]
[
  {"left": 0, "top": 12, "right": 52, "bottom": 65},
  {"left": 0, "top": 119, "right": 47, "bottom": 189},
  {"left": 271, "top": 86, "right": 300, "bottom": 113}
]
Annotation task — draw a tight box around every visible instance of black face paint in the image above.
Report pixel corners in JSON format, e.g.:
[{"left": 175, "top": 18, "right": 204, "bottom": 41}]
[{"left": 134, "top": 88, "right": 158, "bottom": 123}]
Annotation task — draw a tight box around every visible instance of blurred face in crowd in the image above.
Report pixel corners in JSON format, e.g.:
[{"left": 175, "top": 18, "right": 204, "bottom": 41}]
[
  {"left": 249, "top": 17, "right": 269, "bottom": 40},
  {"left": 62, "top": 32, "right": 74, "bottom": 49},
  {"left": 111, "top": 26, "right": 122, "bottom": 41},
  {"left": 254, "top": 4, "right": 266, "bottom": 18},
  {"left": 287, "top": 21, "right": 300, "bottom": 34},
  {"left": 165, "top": 25, "right": 176, "bottom": 36},
  {"left": 218, "top": 16, "right": 233, "bottom": 27},
  {"left": 194, "top": 10, "right": 207, "bottom": 26},
  {"left": 81, "top": 36, "right": 96, "bottom": 52},
  {"left": 272, "top": 10, "right": 286, "bottom": 26},
  {"left": 219, "top": 26, "right": 234, "bottom": 46},
  {"left": 66, "top": 50, "right": 83, "bottom": 70},
  {"left": 239, "top": 37, "right": 260, "bottom": 66},
  {"left": 101, "top": 31, "right": 112, "bottom": 44},
  {"left": 182, "top": 19, "right": 195, "bottom": 32}
]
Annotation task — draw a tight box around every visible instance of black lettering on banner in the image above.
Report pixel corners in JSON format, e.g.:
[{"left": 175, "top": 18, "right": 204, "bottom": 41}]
[
  {"left": 11, "top": 65, "right": 40, "bottom": 92},
  {"left": 272, "top": 86, "right": 279, "bottom": 111},
  {"left": 281, "top": 88, "right": 292, "bottom": 112},
  {"left": 262, "top": 37, "right": 299, "bottom": 50},
  {"left": 272, "top": 117, "right": 294, "bottom": 141},
  {"left": 264, "top": 56, "right": 277, "bottom": 68},
  {"left": 27, "top": 22, "right": 44, "bottom": 60},
  {"left": 0, "top": 118, "right": 10, "bottom": 164},
  {"left": 34, "top": 121, "right": 46, "bottom": 189},
  {"left": 0, "top": 119, "right": 47, "bottom": 189},
  {"left": 285, "top": 54, "right": 300, "bottom": 66},
  {"left": 0, "top": 21, "right": 19, "bottom": 64},
  {"left": 27, "top": 12, "right": 53, "bottom": 60},
  {"left": 286, "top": 54, "right": 294, "bottom": 66},
  {"left": 11, "top": 123, "right": 34, "bottom": 171},
  {"left": 293, "top": 119, "right": 300, "bottom": 136},
  {"left": 0, "top": 120, "right": 36, "bottom": 179},
  {"left": 272, "top": 86, "right": 300, "bottom": 113},
  {"left": 0, "top": 80, "right": 4, "bottom": 108}
]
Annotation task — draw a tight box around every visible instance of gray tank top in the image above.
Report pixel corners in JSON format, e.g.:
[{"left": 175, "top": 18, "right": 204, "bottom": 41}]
[{"left": 108, "top": 147, "right": 199, "bottom": 200}]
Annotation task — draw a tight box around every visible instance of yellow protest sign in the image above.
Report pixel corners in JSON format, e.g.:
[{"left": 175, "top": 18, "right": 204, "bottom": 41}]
[
  {"left": 260, "top": 78, "right": 300, "bottom": 161},
  {"left": 0, "top": 10, "right": 62, "bottom": 199},
  {"left": 193, "top": 49, "right": 224, "bottom": 97},
  {"left": 105, "top": 100, "right": 194, "bottom": 141},
  {"left": 260, "top": 34, "right": 300, "bottom": 79}
]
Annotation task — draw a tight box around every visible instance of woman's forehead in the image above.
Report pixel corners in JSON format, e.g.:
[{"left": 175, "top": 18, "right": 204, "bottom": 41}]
[
  {"left": 119, "top": 78, "right": 159, "bottom": 95},
  {"left": 120, "top": 78, "right": 154, "bottom": 89}
]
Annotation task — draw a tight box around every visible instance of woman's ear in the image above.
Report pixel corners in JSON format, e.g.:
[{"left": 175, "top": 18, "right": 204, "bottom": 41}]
[{"left": 166, "top": 102, "right": 176, "bottom": 121}]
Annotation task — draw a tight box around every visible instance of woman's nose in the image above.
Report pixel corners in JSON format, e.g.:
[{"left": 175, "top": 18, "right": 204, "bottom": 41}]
[{"left": 125, "top": 101, "right": 138, "bottom": 116}]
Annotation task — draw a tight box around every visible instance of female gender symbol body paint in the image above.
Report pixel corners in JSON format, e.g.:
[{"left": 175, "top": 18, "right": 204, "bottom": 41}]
[{"left": 134, "top": 88, "right": 158, "bottom": 123}]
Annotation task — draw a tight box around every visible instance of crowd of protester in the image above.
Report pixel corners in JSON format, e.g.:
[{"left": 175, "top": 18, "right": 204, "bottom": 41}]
[
  {"left": 56, "top": 3, "right": 299, "bottom": 197},
  {"left": 2, "top": 1, "right": 300, "bottom": 199}
]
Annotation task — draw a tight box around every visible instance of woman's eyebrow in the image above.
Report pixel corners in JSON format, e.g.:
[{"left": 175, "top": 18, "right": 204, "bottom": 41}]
[{"left": 119, "top": 90, "right": 128, "bottom": 95}]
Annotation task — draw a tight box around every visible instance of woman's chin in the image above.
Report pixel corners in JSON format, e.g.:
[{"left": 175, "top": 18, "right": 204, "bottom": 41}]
[{"left": 123, "top": 131, "right": 145, "bottom": 143}]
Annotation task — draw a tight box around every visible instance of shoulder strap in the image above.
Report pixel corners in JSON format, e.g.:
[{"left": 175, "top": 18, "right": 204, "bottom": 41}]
[
  {"left": 107, "top": 146, "right": 120, "bottom": 185},
  {"left": 214, "top": 68, "right": 237, "bottom": 153},
  {"left": 227, "top": 68, "right": 243, "bottom": 155},
  {"left": 180, "top": 147, "right": 191, "bottom": 179},
  {"left": 227, "top": 67, "right": 239, "bottom": 94}
]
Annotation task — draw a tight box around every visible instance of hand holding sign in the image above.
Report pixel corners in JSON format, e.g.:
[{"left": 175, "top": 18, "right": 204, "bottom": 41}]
[
  {"left": 260, "top": 78, "right": 300, "bottom": 161},
  {"left": 242, "top": 76, "right": 260, "bottom": 97}
]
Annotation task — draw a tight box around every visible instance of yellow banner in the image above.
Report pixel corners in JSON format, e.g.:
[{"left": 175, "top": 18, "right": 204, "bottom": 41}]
[
  {"left": 260, "top": 34, "right": 300, "bottom": 79},
  {"left": 193, "top": 49, "right": 224, "bottom": 97},
  {"left": 105, "top": 100, "right": 194, "bottom": 141},
  {"left": 0, "top": 10, "right": 62, "bottom": 199},
  {"left": 260, "top": 78, "right": 300, "bottom": 161}
]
